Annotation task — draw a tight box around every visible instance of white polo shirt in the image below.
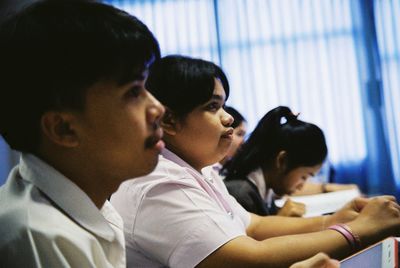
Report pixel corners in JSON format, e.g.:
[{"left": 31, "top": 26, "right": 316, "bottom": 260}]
[
  {"left": 111, "top": 148, "right": 251, "bottom": 268},
  {"left": 0, "top": 154, "right": 126, "bottom": 268}
]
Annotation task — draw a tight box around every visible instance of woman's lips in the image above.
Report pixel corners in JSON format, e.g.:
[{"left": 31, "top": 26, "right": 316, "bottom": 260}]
[{"left": 221, "top": 128, "right": 234, "bottom": 139}]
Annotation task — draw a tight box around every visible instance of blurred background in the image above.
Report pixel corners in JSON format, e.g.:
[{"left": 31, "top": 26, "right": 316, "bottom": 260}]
[{"left": 0, "top": 0, "right": 399, "bottom": 198}]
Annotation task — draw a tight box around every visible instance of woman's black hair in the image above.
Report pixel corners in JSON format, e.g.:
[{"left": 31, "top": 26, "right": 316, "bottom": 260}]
[
  {"left": 224, "top": 106, "right": 246, "bottom": 129},
  {"left": 145, "top": 55, "right": 230, "bottom": 118},
  {"left": 222, "top": 106, "right": 328, "bottom": 180}
]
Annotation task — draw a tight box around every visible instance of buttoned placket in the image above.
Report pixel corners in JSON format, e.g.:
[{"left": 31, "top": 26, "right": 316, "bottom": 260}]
[{"left": 204, "top": 176, "right": 234, "bottom": 219}]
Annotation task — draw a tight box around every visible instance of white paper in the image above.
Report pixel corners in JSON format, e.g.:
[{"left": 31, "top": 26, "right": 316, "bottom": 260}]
[{"left": 274, "top": 188, "right": 361, "bottom": 217}]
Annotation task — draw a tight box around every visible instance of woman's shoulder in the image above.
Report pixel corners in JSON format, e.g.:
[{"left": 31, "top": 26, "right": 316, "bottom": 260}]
[{"left": 224, "top": 177, "right": 257, "bottom": 192}]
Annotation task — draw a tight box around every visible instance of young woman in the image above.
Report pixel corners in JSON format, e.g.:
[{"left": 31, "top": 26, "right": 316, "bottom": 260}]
[
  {"left": 220, "top": 106, "right": 356, "bottom": 217},
  {"left": 111, "top": 55, "right": 400, "bottom": 268},
  {"left": 222, "top": 106, "right": 326, "bottom": 216},
  {"left": 220, "top": 106, "right": 248, "bottom": 165},
  {"left": 203, "top": 106, "right": 248, "bottom": 175}
]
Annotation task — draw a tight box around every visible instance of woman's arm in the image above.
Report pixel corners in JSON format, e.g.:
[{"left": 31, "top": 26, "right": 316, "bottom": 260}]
[
  {"left": 247, "top": 196, "right": 369, "bottom": 239},
  {"left": 197, "top": 195, "right": 400, "bottom": 268},
  {"left": 197, "top": 229, "right": 349, "bottom": 268}
]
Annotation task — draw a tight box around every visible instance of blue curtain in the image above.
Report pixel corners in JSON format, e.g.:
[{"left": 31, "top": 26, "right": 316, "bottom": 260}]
[
  {"left": 108, "top": 0, "right": 221, "bottom": 62},
  {"left": 0, "top": 138, "right": 18, "bottom": 184},
  {"left": 215, "top": 0, "right": 368, "bottom": 188},
  {"left": 104, "top": 0, "right": 376, "bottom": 191},
  {"left": 374, "top": 0, "right": 400, "bottom": 191}
]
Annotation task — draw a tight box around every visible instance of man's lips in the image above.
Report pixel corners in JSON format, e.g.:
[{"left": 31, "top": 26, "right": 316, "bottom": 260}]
[{"left": 145, "top": 128, "right": 164, "bottom": 149}]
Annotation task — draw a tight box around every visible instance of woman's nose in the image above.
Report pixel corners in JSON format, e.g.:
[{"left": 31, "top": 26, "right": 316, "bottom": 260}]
[{"left": 222, "top": 110, "right": 234, "bottom": 127}]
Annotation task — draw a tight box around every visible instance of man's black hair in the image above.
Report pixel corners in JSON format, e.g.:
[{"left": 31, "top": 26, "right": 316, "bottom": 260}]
[{"left": 0, "top": 0, "right": 160, "bottom": 153}]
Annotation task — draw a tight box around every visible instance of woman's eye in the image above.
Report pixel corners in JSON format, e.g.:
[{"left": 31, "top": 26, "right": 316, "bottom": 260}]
[{"left": 238, "top": 131, "right": 246, "bottom": 137}]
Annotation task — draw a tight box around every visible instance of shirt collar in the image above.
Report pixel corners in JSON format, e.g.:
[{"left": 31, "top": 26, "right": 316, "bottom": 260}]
[
  {"left": 161, "top": 148, "right": 199, "bottom": 173},
  {"left": 161, "top": 148, "right": 215, "bottom": 182},
  {"left": 211, "top": 162, "right": 223, "bottom": 172},
  {"left": 19, "top": 153, "right": 116, "bottom": 241},
  {"left": 247, "top": 168, "right": 267, "bottom": 199}
]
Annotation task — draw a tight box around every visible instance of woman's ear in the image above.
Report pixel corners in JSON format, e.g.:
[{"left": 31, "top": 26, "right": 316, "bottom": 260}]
[
  {"left": 41, "top": 111, "right": 79, "bottom": 148},
  {"left": 161, "top": 108, "right": 178, "bottom": 135},
  {"left": 276, "top": 150, "right": 288, "bottom": 171}
]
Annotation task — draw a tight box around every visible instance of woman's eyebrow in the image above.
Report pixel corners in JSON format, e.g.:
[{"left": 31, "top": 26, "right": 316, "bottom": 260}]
[{"left": 211, "top": 94, "right": 225, "bottom": 101}]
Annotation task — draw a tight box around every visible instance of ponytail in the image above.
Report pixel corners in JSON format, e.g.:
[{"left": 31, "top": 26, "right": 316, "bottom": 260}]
[
  {"left": 222, "top": 106, "right": 327, "bottom": 180},
  {"left": 223, "top": 106, "right": 297, "bottom": 180}
]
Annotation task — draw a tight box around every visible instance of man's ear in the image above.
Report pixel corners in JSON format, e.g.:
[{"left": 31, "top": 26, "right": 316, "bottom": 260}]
[
  {"left": 276, "top": 150, "right": 288, "bottom": 171},
  {"left": 41, "top": 111, "right": 79, "bottom": 148},
  {"left": 160, "top": 108, "right": 179, "bottom": 136}
]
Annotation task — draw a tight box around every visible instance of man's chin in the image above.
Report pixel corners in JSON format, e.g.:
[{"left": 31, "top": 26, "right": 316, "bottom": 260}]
[
  {"left": 126, "top": 158, "right": 158, "bottom": 179},
  {"left": 141, "top": 157, "right": 159, "bottom": 175}
]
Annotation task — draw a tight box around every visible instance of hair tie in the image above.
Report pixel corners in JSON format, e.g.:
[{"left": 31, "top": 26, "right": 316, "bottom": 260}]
[{"left": 281, "top": 112, "right": 299, "bottom": 125}]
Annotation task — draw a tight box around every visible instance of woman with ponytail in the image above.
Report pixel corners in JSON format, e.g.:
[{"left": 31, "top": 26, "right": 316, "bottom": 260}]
[{"left": 222, "top": 106, "right": 327, "bottom": 216}]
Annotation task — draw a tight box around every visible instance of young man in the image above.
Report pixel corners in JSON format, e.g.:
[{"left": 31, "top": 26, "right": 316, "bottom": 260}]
[{"left": 0, "top": 1, "right": 164, "bottom": 267}]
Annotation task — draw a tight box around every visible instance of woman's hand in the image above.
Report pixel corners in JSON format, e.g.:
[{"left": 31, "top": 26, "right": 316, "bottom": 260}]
[
  {"left": 327, "top": 197, "right": 369, "bottom": 225},
  {"left": 349, "top": 195, "right": 400, "bottom": 244},
  {"left": 277, "top": 198, "right": 306, "bottom": 217}
]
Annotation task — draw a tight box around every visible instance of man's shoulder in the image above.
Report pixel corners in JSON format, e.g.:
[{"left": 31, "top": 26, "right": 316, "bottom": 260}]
[
  {"left": 0, "top": 175, "right": 94, "bottom": 241},
  {"left": 0, "top": 198, "right": 110, "bottom": 267}
]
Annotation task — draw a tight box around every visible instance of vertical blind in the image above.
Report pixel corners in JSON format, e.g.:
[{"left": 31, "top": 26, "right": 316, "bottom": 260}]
[
  {"left": 215, "top": 0, "right": 367, "bottom": 169},
  {"left": 105, "top": 0, "right": 370, "bottom": 183},
  {"left": 374, "top": 0, "right": 400, "bottom": 187}
]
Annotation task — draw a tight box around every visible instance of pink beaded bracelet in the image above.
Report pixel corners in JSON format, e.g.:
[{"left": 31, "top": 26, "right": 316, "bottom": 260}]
[{"left": 328, "top": 224, "right": 361, "bottom": 251}]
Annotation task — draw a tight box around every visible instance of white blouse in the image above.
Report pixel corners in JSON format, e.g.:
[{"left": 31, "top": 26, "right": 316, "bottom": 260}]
[{"left": 111, "top": 148, "right": 250, "bottom": 268}]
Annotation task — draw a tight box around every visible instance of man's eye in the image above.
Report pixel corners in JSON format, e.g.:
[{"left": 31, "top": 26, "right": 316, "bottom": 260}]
[
  {"left": 127, "top": 86, "right": 142, "bottom": 98},
  {"left": 207, "top": 103, "right": 220, "bottom": 111}
]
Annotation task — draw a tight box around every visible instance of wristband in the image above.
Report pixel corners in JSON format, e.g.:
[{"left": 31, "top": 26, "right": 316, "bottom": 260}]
[
  {"left": 339, "top": 224, "right": 361, "bottom": 248},
  {"left": 328, "top": 224, "right": 361, "bottom": 251}
]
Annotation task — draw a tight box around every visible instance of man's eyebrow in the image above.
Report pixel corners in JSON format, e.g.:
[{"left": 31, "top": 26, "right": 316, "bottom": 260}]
[
  {"left": 119, "top": 72, "right": 146, "bottom": 85},
  {"left": 130, "top": 72, "right": 146, "bottom": 81}
]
